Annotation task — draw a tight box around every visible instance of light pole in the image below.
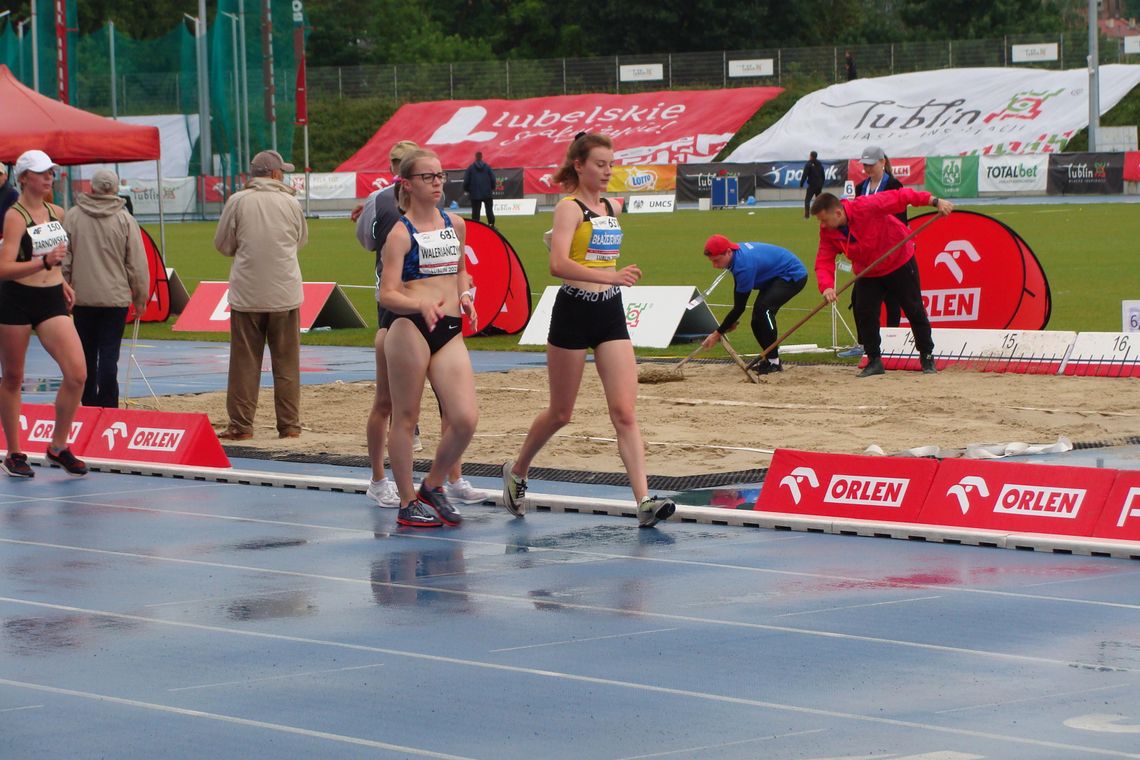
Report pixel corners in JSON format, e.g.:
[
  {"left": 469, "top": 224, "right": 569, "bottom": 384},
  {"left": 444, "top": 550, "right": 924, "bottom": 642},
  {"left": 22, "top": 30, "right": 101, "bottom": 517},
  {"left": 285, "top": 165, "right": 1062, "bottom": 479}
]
[
  {"left": 220, "top": 12, "right": 244, "bottom": 177},
  {"left": 184, "top": 14, "right": 211, "bottom": 180},
  {"left": 16, "top": 19, "right": 29, "bottom": 83}
]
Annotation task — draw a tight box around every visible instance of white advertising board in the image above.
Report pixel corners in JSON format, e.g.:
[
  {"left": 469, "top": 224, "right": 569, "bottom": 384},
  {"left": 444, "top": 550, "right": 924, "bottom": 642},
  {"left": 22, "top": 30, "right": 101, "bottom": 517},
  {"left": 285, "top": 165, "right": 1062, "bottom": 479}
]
[
  {"left": 729, "top": 59, "right": 774, "bottom": 78},
  {"left": 619, "top": 64, "right": 664, "bottom": 82},
  {"left": 1124, "top": 301, "right": 1140, "bottom": 333},
  {"left": 1011, "top": 43, "right": 1059, "bottom": 63},
  {"left": 491, "top": 198, "right": 538, "bottom": 216},
  {"left": 123, "top": 177, "right": 197, "bottom": 216},
  {"left": 625, "top": 194, "right": 675, "bottom": 214},
  {"left": 286, "top": 172, "right": 357, "bottom": 200},
  {"left": 519, "top": 286, "right": 718, "bottom": 348},
  {"left": 978, "top": 155, "right": 1049, "bottom": 193},
  {"left": 1124, "top": 36, "right": 1139, "bottom": 55}
]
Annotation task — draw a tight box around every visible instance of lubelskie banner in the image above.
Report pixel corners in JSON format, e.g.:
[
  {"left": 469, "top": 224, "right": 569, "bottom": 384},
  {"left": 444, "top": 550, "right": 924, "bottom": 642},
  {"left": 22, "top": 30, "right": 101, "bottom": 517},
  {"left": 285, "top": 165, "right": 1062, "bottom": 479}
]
[{"left": 337, "top": 88, "right": 783, "bottom": 171}]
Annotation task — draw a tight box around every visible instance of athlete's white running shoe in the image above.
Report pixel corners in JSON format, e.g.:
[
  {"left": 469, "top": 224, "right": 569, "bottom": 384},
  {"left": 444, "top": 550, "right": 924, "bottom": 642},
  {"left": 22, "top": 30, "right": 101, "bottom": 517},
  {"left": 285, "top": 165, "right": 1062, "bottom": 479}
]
[
  {"left": 367, "top": 478, "right": 401, "bottom": 508},
  {"left": 444, "top": 477, "right": 489, "bottom": 505}
]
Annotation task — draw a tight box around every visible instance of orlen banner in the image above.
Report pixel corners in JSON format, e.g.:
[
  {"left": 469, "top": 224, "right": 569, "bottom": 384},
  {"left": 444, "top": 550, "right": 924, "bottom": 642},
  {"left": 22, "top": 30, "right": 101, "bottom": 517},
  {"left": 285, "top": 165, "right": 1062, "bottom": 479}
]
[
  {"left": 725, "top": 65, "right": 1140, "bottom": 161},
  {"left": 978, "top": 154, "right": 1048, "bottom": 193},
  {"left": 1125, "top": 151, "right": 1140, "bottom": 181},
  {"left": 906, "top": 211, "right": 1051, "bottom": 330},
  {"left": 846, "top": 157, "right": 925, "bottom": 187},
  {"left": 337, "top": 88, "right": 783, "bottom": 171},
  {"left": 462, "top": 220, "right": 531, "bottom": 337}
]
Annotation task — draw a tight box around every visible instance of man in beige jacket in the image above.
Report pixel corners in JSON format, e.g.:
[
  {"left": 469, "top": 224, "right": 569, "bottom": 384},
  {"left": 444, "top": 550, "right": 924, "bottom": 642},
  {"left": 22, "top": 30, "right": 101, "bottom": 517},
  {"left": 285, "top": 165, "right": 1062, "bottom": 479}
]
[
  {"left": 213, "top": 150, "right": 308, "bottom": 440},
  {"left": 63, "top": 169, "right": 149, "bottom": 408}
]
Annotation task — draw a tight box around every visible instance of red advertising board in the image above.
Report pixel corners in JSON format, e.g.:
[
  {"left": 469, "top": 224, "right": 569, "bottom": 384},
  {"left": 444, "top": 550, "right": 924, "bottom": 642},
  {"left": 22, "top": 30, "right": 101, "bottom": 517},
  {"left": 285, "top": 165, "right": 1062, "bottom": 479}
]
[
  {"left": 847, "top": 157, "right": 926, "bottom": 187},
  {"left": 1093, "top": 471, "right": 1140, "bottom": 542},
  {"left": 1124, "top": 151, "right": 1140, "bottom": 182},
  {"left": 0, "top": 404, "right": 102, "bottom": 455},
  {"left": 173, "top": 282, "right": 366, "bottom": 332},
  {"left": 83, "top": 409, "right": 230, "bottom": 469},
  {"left": 905, "top": 211, "right": 1051, "bottom": 330},
  {"left": 337, "top": 89, "right": 783, "bottom": 171},
  {"left": 920, "top": 458, "right": 1115, "bottom": 536},
  {"left": 356, "top": 171, "right": 397, "bottom": 199},
  {"left": 755, "top": 449, "right": 938, "bottom": 522}
]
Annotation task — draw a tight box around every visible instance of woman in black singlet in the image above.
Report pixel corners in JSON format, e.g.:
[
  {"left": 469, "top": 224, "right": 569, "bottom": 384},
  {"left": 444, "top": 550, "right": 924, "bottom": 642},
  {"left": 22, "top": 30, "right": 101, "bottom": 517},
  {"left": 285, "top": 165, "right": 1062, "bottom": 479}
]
[
  {"left": 0, "top": 150, "right": 88, "bottom": 477},
  {"left": 378, "top": 149, "right": 478, "bottom": 529}
]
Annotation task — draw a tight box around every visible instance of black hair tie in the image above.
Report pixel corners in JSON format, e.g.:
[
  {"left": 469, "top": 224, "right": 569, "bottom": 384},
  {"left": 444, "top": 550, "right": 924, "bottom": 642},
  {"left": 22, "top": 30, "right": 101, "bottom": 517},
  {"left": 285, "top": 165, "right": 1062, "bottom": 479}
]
[{"left": 574, "top": 131, "right": 587, "bottom": 140}]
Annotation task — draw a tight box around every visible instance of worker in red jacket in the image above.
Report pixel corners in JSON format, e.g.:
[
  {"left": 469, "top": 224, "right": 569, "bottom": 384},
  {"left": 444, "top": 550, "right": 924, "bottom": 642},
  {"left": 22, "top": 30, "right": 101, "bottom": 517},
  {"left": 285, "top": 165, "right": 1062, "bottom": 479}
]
[{"left": 811, "top": 188, "right": 953, "bottom": 377}]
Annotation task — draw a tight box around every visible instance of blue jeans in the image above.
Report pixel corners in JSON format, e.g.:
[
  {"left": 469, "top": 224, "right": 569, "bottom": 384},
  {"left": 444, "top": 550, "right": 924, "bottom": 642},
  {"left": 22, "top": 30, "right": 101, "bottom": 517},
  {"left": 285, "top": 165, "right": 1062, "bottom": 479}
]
[{"left": 72, "top": 306, "right": 129, "bottom": 408}]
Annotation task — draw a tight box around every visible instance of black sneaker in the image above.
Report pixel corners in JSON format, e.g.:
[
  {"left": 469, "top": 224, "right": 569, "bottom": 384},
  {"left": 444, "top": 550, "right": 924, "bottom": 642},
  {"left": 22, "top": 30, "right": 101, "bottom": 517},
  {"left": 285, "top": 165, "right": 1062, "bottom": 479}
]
[
  {"left": 46, "top": 447, "right": 88, "bottom": 476},
  {"left": 637, "top": 496, "right": 676, "bottom": 528},
  {"left": 857, "top": 358, "right": 885, "bottom": 378},
  {"left": 397, "top": 499, "right": 444, "bottom": 528},
  {"left": 418, "top": 483, "right": 462, "bottom": 526},
  {"left": 920, "top": 353, "right": 937, "bottom": 374},
  {"left": 754, "top": 361, "right": 783, "bottom": 375},
  {"left": 1, "top": 452, "right": 34, "bottom": 478}
]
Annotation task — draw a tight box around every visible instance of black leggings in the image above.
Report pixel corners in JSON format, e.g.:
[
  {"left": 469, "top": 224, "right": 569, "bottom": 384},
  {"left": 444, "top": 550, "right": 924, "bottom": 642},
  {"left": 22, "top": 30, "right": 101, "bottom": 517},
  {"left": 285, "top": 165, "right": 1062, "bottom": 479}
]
[
  {"left": 751, "top": 276, "right": 807, "bottom": 358},
  {"left": 853, "top": 258, "right": 933, "bottom": 360}
]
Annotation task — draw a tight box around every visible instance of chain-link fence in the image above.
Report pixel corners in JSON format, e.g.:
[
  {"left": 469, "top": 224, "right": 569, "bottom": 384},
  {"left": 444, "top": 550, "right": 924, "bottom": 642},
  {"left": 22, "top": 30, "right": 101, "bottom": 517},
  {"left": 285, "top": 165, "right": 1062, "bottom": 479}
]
[{"left": 4, "top": 30, "right": 1138, "bottom": 115}]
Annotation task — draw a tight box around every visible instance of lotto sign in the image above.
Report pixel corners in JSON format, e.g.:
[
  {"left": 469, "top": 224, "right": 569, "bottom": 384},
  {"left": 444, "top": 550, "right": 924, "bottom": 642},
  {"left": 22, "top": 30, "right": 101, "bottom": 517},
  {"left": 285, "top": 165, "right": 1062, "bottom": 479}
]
[
  {"left": 920, "top": 459, "right": 1115, "bottom": 536},
  {"left": 83, "top": 410, "right": 230, "bottom": 468},
  {"left": 754, "top": 449, "right": 937, "bottom": 522},
  {"left": 1095, "top": 472, "right": 1140, "bottom": 541},
  {"left": 0, "top": 404, "right": 102, "bottom": 455}
]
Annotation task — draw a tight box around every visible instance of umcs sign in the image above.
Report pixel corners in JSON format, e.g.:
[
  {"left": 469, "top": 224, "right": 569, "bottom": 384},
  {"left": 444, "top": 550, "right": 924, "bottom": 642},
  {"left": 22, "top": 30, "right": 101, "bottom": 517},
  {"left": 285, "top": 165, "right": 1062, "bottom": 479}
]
[{"left": 626, "top": 194, "right": 675, "bottom": 214}]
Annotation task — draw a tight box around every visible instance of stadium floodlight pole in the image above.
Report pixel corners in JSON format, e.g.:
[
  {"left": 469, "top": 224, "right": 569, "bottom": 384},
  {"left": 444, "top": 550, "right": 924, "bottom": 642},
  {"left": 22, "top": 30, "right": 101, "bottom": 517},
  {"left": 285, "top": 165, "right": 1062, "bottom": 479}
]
[
  {"left": 185, "top": 13, "right": 208, "bottom": 219},
  {"left": 1088, "top": 0, "right": 1100, "bottom": 151},
  {"left": 16, "top": 18, "right": 29, "bottom": 82},
  {"left": 108, "top": 20, "right": 117, "bottom": 118},
  {"left": 198, "top": 0, "right": 211, "bottom": 175},
  {"left": 30, "top": 0, "right": 39, "bottom": 92},
  {"left": 221, "top": 12, "right": 243, "bottom": 184},
  {"left": 238, "top": 0, "right": 251, "bottom": 176}
]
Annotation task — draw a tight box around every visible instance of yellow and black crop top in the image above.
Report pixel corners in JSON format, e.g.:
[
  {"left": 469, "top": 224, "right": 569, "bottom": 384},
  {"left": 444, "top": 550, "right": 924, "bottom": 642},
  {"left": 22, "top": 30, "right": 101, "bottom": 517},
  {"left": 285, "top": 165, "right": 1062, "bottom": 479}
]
[{"left": 565, "top": 197, "right": 622, "bottom": 269}]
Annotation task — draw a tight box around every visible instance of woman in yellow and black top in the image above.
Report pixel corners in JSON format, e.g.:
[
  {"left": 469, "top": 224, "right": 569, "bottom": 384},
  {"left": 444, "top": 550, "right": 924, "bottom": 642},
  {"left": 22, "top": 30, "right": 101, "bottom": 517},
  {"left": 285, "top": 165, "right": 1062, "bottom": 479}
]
[
  {"left": 0, "top": 150, "right": 88, "bottom": 477},
  {"left": 501, "top": 132, "right": 675, "bottom": 528}
]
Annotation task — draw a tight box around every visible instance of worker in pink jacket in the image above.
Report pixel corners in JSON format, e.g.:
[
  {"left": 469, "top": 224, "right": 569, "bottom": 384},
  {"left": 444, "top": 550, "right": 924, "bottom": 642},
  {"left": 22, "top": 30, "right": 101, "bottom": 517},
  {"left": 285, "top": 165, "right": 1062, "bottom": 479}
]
[{"left": 811, "top": 188, "right": 953, "bottom": 377}]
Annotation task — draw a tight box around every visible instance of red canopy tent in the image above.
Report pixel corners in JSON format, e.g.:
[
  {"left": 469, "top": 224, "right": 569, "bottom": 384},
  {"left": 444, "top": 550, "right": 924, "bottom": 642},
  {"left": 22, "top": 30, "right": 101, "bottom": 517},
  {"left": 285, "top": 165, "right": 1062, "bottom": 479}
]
[
  {"left": 0, "top": 64, "right": 160, "bottom": 164},
  {"left": 0, "top": 64, "right": 171, "bottom": 323}
]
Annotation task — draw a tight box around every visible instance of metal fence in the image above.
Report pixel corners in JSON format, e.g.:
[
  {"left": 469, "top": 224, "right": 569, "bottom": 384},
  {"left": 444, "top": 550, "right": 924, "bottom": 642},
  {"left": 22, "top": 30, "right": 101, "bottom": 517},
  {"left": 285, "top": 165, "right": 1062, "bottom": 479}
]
[{"left": 64, "top": 34, "right": 1140, "bottom": 115}]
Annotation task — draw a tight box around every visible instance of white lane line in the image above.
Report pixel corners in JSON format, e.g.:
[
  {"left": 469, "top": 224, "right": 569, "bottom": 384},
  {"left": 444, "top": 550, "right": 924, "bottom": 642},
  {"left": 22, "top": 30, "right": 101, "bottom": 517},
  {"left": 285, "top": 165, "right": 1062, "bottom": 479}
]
[
  {"left": 935, "top": 683, "right": 1131, "bottom": 715},
  {"left": 0, "top": 607, "right": 1137, "bottom": 759},
  {"left": 168, "top": 663, "right": 386, "bottom": 692},
  {"left": 772, "top": 596, "right": 944, "bottom": 618},
  {"left": 145, "top": 586, "right": 323, "bottom": 609},
  {"left": 0, "top": 678, "right": 472, "bottom": 759},
  {"left": 1022, "top": 569, "right": 1140, "bottom": 589},
  {"left": 0, "top": 540, "right": 1134, "bottom": 674},
  {"left": 5, "top": 502, "right": 1139, "bottom": 613},
  {"left": 489, "top": 628, "right": 679, "bottom": 653},
  {"left": 0, "top": 704, "right": 44, "bottom": 713},
  {"left": 615, "top": 728, "right": 827, "bottom": 759}
]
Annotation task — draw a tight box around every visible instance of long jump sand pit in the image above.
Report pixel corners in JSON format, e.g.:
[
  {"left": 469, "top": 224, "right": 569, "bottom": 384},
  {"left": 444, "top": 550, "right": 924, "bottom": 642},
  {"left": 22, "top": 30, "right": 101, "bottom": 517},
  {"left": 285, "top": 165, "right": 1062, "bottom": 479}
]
[{"left": 154, "top": 361, "right": 1138, "bottom": 477}]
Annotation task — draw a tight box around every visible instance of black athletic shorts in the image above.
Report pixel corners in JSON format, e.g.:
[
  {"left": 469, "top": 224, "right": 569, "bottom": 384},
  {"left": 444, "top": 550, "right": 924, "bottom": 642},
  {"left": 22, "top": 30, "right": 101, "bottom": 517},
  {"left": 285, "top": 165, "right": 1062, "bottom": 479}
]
[
  {"left": 547, "top": 284, "right": 630, "bottom": 350},
  {"left": 0, "top": 281, "right": 70, "bottom": 327},
  {"left": 382, "top": 311, "right": 463, "bottom": 355}
]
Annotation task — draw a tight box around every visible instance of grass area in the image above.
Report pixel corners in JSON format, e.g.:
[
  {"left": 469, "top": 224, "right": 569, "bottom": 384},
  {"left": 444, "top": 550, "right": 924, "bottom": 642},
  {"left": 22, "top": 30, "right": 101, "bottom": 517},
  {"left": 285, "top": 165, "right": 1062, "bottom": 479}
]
[{"left": 141, "top": 200, "right": 1139, "bottom": 359}]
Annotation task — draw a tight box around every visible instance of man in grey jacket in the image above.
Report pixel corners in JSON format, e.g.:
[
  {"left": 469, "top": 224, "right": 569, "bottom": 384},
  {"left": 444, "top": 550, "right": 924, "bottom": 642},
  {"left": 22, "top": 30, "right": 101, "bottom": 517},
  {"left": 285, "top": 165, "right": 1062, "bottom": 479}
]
[
  {"left": 62, "top": 169, "right": 149, "bottom": 408},
  {"left": 213, "top": 150, "right": 308, "bottom": 440}
]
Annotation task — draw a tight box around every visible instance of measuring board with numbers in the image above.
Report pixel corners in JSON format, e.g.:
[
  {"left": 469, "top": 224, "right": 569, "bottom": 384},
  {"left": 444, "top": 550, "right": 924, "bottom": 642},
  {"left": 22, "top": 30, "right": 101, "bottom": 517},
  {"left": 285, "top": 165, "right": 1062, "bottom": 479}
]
[
  {"left": 878, "top": 327, "right": 1076, "bottom": 374},
  {"left": 1063, "top": 332, "right": 1139, "bottom": 377}
]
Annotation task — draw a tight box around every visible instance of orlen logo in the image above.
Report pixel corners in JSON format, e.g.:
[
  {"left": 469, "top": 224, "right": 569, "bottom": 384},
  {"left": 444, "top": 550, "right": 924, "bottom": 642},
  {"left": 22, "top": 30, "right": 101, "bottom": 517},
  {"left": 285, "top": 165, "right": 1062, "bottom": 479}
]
[
  {"left": 623, "top": 169, "right": 657, "bottom": 191},
  {"left": 946, "top": 475, "right": 989, "bottom": 514},
  {"left": 983, "top": 88, "right": 1063, "bottom": 123},
  {"left": 27, "top": 418, "right": 81, "bottom": 445},
  {"left": 934, "top": 240, "right": 982, "bottom": 284},
  {"left": 993, "top": 483, "right": 1085, "bottom": 519},
  {"left": 370, "top": 177, "right": 393, "bottom": 191},
  {"left": 921, "top": 288, "right": 981, "bottom": 322},
  {"left": 127, "top": 427, "right": 186, "bottom": 452},
  {"left": 1119, "top": 487, "right": 1140, "bottom": 528},
  {"left": 823, "top": 475, "right": 908, "bottom": 508},
  {"left": 892, "top": 164, "right": 912, "bottom": 179},
  {"left": 779, "top": 466, "right": 820, "bottom": 505}
]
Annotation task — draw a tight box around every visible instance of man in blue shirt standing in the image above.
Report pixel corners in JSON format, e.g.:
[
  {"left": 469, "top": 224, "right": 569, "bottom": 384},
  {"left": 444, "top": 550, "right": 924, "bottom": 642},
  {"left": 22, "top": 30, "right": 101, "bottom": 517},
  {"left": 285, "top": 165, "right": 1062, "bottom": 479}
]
[{"left": 699, "top": 234, "right": 808, "bottom": 375}]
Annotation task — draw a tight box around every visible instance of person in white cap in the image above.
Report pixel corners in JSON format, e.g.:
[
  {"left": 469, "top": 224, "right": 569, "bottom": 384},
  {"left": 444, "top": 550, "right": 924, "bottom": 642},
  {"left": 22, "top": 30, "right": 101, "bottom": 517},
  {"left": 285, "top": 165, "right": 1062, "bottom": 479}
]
[
  {"left": 0, "top": 150, "right": 89, "bottom": 477},
  {"left": 213, "top": 149, "right": 307, "bottom": 441},
  {"left": 63, "top": 168, "right": 149, "bottom": 408}
]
